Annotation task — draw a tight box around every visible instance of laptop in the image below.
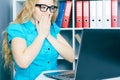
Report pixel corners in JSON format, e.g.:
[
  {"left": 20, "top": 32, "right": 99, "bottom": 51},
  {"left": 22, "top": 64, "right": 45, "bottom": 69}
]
[{"left": 44, "top": 29, "right": 120, "bottom": 80}]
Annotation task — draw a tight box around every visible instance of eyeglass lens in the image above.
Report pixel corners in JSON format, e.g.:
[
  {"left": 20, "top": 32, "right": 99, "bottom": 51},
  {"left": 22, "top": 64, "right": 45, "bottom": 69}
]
[{"left": 35, "top": 4, "right": 58, "bottom": 13}]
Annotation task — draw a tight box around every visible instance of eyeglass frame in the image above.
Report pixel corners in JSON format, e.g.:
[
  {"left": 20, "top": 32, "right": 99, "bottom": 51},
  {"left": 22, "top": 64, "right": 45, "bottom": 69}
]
[{"left": 35, "top": 4, "right": 58, "bottom": 13}]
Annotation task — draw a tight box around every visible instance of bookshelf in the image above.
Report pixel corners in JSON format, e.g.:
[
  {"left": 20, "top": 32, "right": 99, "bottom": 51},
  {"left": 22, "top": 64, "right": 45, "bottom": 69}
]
[{"left": 12, "top": 0, "right": 120, "bottom": 73}]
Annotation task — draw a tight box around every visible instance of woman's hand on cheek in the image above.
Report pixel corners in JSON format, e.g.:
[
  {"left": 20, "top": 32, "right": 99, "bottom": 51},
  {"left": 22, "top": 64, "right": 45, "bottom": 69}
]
[{"left": 36, "top": 14, "right": 51, "bottom": 38}]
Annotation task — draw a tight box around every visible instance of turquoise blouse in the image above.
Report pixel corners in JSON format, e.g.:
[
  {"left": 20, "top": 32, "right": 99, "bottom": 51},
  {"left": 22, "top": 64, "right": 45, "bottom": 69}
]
[{"left": 7, "top": 20, "right": 60, "bottom": 80}]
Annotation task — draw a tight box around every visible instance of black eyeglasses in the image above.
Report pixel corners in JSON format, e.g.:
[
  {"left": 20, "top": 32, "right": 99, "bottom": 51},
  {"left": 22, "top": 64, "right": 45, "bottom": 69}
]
[{"left": 35, "top": 4, "right": 58, "bottom": 13}]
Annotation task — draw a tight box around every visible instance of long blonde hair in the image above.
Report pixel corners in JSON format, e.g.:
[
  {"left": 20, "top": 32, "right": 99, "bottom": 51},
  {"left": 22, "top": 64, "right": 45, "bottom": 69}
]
[{"left": 2, "top": 0, "right": 58, "bottom": 69}]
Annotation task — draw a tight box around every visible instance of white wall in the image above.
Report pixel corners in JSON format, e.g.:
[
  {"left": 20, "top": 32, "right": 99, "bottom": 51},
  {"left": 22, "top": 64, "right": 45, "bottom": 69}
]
[{"left": 0, "top": 0, "right": 12, "bottom": 80}]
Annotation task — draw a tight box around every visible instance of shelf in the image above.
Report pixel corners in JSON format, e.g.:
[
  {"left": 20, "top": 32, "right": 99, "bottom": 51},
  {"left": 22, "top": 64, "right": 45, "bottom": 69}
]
[
  {"left": 74, "top": 28, "right": 83, "bottom": 30},
  {"left": 60, "top": 28, "right": 73, "bottom": 30}
]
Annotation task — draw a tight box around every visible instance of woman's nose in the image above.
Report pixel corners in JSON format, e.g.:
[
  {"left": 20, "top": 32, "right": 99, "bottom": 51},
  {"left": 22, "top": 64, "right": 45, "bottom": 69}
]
[{"left": 46, "top": 9, "right": 51, "bottom": 14}]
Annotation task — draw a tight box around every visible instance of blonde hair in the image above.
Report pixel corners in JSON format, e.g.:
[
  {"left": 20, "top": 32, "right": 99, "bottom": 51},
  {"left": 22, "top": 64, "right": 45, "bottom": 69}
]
[{"left": 2, "top": 0, "right": 58, "bottom": 69}]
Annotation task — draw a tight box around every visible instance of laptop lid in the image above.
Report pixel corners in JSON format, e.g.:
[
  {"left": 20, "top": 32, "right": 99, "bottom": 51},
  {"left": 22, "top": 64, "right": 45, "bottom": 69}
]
[{"left": 75, "top": 29, "right": 120, "bottom": 80}]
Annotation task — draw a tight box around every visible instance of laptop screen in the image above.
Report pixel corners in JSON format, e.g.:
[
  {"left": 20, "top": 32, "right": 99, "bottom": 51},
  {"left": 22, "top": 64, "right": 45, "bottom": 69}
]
[{"left": 75, "top": 29, "right": 120, "bottom": 80}]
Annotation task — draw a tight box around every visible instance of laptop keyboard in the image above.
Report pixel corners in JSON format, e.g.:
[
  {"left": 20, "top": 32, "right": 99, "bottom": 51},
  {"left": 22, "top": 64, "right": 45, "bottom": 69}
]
[
  {"left": 44, "top": 70, "right": 75, "bottom": 80},
  {"left": 59, "top": 70, "right": 75, "bottom": 78}
]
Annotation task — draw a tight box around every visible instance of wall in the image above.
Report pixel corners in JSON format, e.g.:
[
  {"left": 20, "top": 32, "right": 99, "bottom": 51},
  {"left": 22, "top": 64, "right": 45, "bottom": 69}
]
[{"left": 0, "top": 0, "right": 12, "bottom": 80}]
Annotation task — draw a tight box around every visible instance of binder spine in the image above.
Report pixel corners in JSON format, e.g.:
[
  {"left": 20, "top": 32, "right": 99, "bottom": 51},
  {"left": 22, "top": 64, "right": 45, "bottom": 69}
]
[
  {"left": 83, "top": 1, "right": 90, "bottom": 28},
  {"left": 111, "top": 0, "right": 118, "bottom": 27},
  {"left": 102, "top": 0, "right": 111, "bottom": 28},
  {"left": 76, "top": 1, "right": 82, "bottom": 28},
  {"left": 90, "top": 1, "right": 96, "bottom": 28},
  {"left": 96, "top": 0, "right": 103, "bottom": 28},
  {"left": 62, "top": 1, "right": 72, "bottom": 28}
]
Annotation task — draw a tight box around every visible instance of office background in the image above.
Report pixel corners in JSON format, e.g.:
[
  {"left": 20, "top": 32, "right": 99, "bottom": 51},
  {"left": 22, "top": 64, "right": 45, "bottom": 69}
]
[
  {"left": 0, "top": 0, "right": 12, "bottom": 80},
  {"left": 0, "top": 0, "right": 120, "bottom": 80}
]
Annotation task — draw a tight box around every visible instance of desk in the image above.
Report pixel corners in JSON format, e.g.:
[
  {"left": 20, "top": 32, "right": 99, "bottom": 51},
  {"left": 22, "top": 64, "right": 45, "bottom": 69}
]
[
  {"left": 35, "top": 70, "right": 120, "bottom": 80},
  {"left": 35, "top": 70, "right": 67, "bottom": 80}
]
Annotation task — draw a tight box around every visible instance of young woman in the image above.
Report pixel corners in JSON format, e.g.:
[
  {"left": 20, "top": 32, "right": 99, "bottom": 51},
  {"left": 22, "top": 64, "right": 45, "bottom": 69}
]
[{"left": 2, "top": 0, "right": 75, "bottom": 79}]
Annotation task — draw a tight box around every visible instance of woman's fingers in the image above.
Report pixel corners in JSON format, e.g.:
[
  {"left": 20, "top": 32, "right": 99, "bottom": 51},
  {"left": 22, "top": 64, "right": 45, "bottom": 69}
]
[{"left": 35, "top": 13, "right": 52, "bottom": 35}]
